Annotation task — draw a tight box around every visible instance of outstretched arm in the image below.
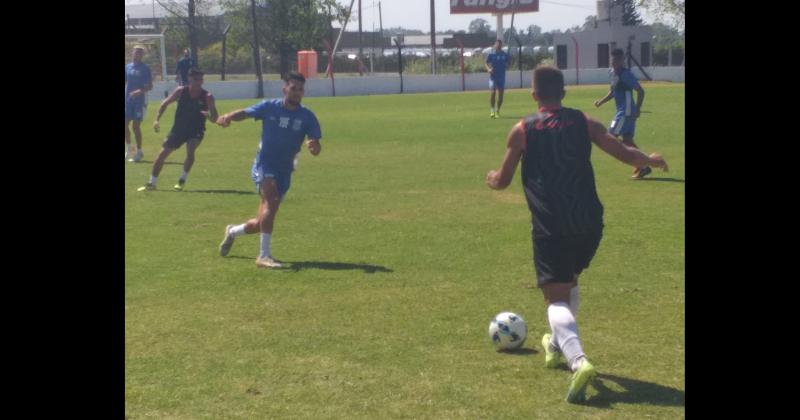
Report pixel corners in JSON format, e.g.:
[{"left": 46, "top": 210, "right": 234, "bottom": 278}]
[
  {"left": 217, "top": 109, "right": 250, "bottom": 127},
  {"left": 153, "top": 87, "right": 183, "bottom": 132},
  {"left": 486, "top": 122, "right": 525, "bottom": 190},
  {"left": 594, "top": 90, "right": 614, "bottom": 108},
  {"left": 586, "top": 115, "right": 668, "bottom": 171},
  {"left": 201, "top": 94, "right": 219, "bottom": 123}
]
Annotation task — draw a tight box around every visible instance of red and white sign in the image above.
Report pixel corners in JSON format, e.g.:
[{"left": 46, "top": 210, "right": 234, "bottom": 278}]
[{"left": 450, "top": 0, "right": 539, "bottom": 15}]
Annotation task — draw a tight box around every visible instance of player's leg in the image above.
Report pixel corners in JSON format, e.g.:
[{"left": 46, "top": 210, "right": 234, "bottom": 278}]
[
  {"left": 255, "top": 177, "right": 284, "bottom": 268},
  {"left": 496, "top": 86, "right": 505, "bottom": 116},
  {"left": 219, "top": 199, "right": 264, "bottom": 257},
  {"left": 137, "top": 145, "right": 175, "bottom": 191},
  {"left": 489, "top": 80, "right": 497, "bottom": 117},
  {"left": 175, "top": 136, "right": 202, "bottom": 190},
  {"left": 125, "top": 118, "right": 133, "bottom": 159},
  {"left": 536, "top": 235, "right": 598, "bottom": 403},
  {"left": 131, "top": 118, "right": 144, "bottom": 162}
]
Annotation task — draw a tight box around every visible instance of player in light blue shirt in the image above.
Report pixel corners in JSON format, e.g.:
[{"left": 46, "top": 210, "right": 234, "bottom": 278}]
[
  {"left": 125, "top": 45, "right": 153, "bottom": 162},
  {"left": 485, "top": 39, "right": 511, "bottom": 118},
  {"left": 216, "top": 71, "right": 323, "bottom": 269},
  {"left": 594, "top": 48, "right": 649, "bottom": 178}
]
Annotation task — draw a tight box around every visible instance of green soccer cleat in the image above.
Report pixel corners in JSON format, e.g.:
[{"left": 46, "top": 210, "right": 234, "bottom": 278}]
[
  {"left": 137, "top": 183, "right": 156, "bottom": 192},
  {"left": 174, "top": 179, "right": 186, "bottom": 191},
  {"left": 494, "top": 111, "right": 500, "bottom": 119},
  {"left": 490, "top": 111, "right": 496, "bottom": 118},
  {"left": 566, "top": 359, "right": 597, "bottom": 404},
  {"left": 542, "top": 333, "right": 562, "bottom": 369}
]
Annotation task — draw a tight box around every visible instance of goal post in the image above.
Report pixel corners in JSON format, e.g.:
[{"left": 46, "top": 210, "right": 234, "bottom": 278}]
[{"left": 125, "top": 32, "right": 168, "bottom": 82}]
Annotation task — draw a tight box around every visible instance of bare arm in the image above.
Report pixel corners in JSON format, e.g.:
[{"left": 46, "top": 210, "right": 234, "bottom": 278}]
[
  {"left": 486, "top": 122, "right": 525, "bottom": 190},
  {"left": 586, "top": 116, "right": 668, "bottom": 171},
  {"left": 201, "top": 94, "right": 219, "bottom": 123},
  {"left": 594, "top": 90, "right": 614, "bottom": 108},
  {"left": 307, "top": 138, "right": 321, "bottom": 156},
  {"left": 152, "top": 87, "right": 184, "bottom": 131},
  {"left": 216, "top": 109, "right": 250, "bottom": 127}
]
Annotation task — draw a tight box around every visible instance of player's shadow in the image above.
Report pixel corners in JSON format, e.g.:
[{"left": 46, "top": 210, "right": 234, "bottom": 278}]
[
  {"left": 286, "top": 261, "right": 393, "bottom": 274},
  {"left": 583, "top": 373, "right": 684, "bottom": 408},
  {"left": 130, "top": 160, "right": 182, "bottom": 165},
  {"left": 497, "top": 347, "right": 538, "bottom": 356},
  {"left": 634, "top": 177, "right": 685, "bottom": 183},
  {"left": 181, "top": 189, "right": 256, "bottom": 195},
  {"left": 222, "top": 258, "right": 393, "bottom": 274}
]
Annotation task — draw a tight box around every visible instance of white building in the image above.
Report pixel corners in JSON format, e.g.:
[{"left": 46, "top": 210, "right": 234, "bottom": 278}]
[{"left": 553, "top": 1, "right": 653, "bottom": 71}]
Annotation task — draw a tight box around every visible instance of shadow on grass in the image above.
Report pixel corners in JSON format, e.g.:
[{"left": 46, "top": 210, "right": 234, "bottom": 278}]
[
  {"left": 497, "top": 347, "right": 538, "bottom": 356},
  {"left": 127, "top": 160, "right": 182, "bottom": 165},
  {"left": 583, "top": 373, "right": 685, "bottom": 408},
  {"left": 223, "top": 257, "right": 393, "bottom": 274},
  {"left": 287, "top": 261, "right": 393, "bottom": 273},
  {"left": 181, "top": 189, "right": 256, "bottom": 195},
  {"left": 633, "top": 177, "right": 685, "bottom": 183}
]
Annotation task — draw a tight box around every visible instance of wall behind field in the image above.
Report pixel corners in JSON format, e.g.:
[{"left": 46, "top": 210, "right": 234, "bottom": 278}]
[{"left": 147, "top": 67, "right": 684, "bottom": 102}]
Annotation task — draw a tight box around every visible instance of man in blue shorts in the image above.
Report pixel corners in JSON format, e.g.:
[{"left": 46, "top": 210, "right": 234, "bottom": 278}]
[
  {"left": 125, "top": 45, "right": 153, "bottom": 162},
  {"left": 485, "top": 39, "right": 511, "bottom": 119},
  {"left": 216, "top": 71, "right": 322, "bottom": 269},
  {"left": 594, "top": 48, "right": 649, "bottom": 178}
]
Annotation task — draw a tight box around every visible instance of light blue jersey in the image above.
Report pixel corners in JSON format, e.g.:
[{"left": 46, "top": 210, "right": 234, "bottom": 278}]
[{"left": 245, "top": 98, "right": 321, "bottom": 197}]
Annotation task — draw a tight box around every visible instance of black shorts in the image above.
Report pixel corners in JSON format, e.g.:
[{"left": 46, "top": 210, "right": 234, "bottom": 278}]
[
  {"left": 163, "top": 131, "right": 204, "bottom": 149},
  {"left": 533, "top": 231, "right": 602, "bottom": 286}
]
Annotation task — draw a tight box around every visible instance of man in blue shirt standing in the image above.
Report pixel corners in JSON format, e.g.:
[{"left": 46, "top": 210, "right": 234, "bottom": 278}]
[
  {"left": 594, "top": 49, "right": 649, "bottom": 178},
  {"left": 216, "top": 71, "right": 323, "bottom": 269},
  {"left": 125, "top": 45, "right": 153, "bottom": 162},
  {"left": 175, "top": 49, "right": 194, "bottom": 86},
  {"left": 485, "top": 39, "right": 511, "bottom": 119}
]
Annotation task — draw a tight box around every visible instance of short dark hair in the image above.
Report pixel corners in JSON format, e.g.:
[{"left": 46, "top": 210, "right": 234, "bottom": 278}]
[
  {"left": 611, "top": 48, "right": 625, "bottom": 58},
  {"left": 495, "top": 39, "right": 503, "bottom": 44},
  {"left": 188, "top": 67, "right": 204, "bottom": 77},
  {"left": 285, "top": 71, "right": 306, "bottom": 84},
  {"left": 533, "top": 65, "right": 564, "bottom": 102}
]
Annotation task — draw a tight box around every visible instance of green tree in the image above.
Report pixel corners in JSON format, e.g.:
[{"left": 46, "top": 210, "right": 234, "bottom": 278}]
[
  {"left": 221, "top": 0, "right": 347, "bottom": 77},
  {"left": 636, "top": 0, "right": 684, "bottom": 30},
  {"left": 468, "top": 18, "right": 491, "bottom": 35},
  {"left": 615, "top": 0, "right": 643, "bottom": 26}
]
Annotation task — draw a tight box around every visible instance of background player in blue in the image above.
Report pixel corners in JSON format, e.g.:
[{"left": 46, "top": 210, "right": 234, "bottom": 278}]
[
  {"left": 125, "top": 45, "right": 153, "bottom": 162},
  {"left": 485, "top": 39, "right": 511, "bottom": 119},
  {"left": 137, "top": 68, "right": 218, "bottom": 192},
  {"left": 175, "top": 49, "right": 194, "bottom": 86},
  {"left": 594, "top": 48, "right": 649, "bottom": 179},
  {"left": 216, "top": 71, "right": 322, "bottom": 269},
  {"left": 486, "top": 66, "right": 667, "bottom": 403}
]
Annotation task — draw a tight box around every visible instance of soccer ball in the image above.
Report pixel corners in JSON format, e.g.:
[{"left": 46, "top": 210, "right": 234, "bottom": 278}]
[{"left": 488, "top": 312, "right": 528, "bottom": 351}]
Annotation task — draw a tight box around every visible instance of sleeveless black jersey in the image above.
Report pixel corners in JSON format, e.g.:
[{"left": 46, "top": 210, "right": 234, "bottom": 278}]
[
  {"left": 520, "top": 107, "right": 604, "bottom": 237},
  {"left": 170, "top": 87, "right": 208, "bottom": 136}
]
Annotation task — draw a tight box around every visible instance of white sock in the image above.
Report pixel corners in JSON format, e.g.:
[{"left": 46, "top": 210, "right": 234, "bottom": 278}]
[
  {"left": 230, "top": 224, "right": 247, "bottom": 237},
  {"left": 548, "top": 302, "right": 586, "bottom": 372},
  {"left": 259, "top": 233, "right": 272, "bottom": 258},
  {"left": 179, "top": 170, "right": 189, "bottom": 182},
  {"left": 570, "top": 286, "right": 580, "bottom": 317},
  {"left": 149, "top": 175, "right": 157, "bottom": 185}
]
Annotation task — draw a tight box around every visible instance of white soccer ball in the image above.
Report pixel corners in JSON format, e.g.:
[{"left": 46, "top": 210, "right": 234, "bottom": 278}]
[{"left": 488, "top": 312, "right": 528, "bottom": 351}]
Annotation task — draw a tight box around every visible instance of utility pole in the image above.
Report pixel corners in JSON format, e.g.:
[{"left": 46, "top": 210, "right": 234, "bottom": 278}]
[{"left": 251, "top": 0, "right": 263, "bottom": 98}]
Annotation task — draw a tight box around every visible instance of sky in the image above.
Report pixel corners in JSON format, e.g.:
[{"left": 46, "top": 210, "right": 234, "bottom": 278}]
[{"left": 124, "top": 1, "right": 663, "bottom": 33}]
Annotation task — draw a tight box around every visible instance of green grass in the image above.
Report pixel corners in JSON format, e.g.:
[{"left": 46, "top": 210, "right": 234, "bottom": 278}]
[{"left": 125, "top": 82, "right": 684, "bottom": 419}]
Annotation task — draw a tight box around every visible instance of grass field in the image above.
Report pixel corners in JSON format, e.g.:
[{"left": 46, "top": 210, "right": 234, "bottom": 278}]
[{"left": 125, "top": 82, "right": 684, "bottom": 419}]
